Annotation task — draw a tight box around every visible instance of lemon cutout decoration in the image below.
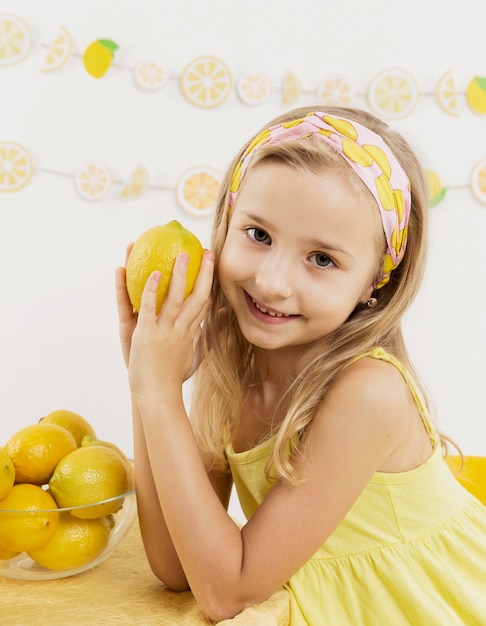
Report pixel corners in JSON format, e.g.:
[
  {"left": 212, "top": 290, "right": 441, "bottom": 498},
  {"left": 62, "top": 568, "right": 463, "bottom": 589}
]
[
  {"left": 134, "top": 59, "right": 168, "bottom": 92},
  {"left": 41, "top": 26, "right": 72, "bottom": 73},
  {"left": 83, "top": 39, "right": 119, "bottom": 78},
  {"left": 367, "top": 68, "right": 419, "bottom": 120},
  {"left": 282, "top": 71, "right": 302, "bottom": 105},
  {"left": 466, "top": 76, "right": 486, "bottom": 115},
  {"left": 176, "top": 166, "right": 221, "bottom": 216},
  {"left": 317, "top": 74, "right": 354, "bottom": 107},
  {"left": 0, "top": 141, "right": 34, "bottom": 193},
  {"left": 425, "top": 169, "right": 447, "bottom": 208},
  {"left": 435, "top": 69, "right": 459, "bottom": 117},
  {"left": 0, "top": 14, "right": 31, "bottom": 66},
  {"left": 237, "top": 72, "right": 272, "bottom": 106},
  {"left": 120, "top": 162, "right": 149, "bottom": 199},
  {"left": 470, "top": 157, "right": 486, "bottom": 205},
  {"left": 74, "top": 161, "right": 112, "bottom": 201},
  {"left": 180, "top": 55, "right": 232, "bottom": 108}
]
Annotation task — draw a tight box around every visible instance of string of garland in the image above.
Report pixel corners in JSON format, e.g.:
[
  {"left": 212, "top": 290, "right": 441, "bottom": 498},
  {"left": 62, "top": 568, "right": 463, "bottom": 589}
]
[
  {"left": 1, "top": 14, "right": 486, "bottom": 210},
  {"left": 1, "top": 14, "right": 486, "bottom": 117},
  {"left": 1, "top": 139, "right": 485, "bottom": 211}
]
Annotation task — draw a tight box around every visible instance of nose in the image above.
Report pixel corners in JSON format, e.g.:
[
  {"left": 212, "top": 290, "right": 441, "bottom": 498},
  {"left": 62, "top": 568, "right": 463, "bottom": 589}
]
[{"left": 254, "top": 250, "right": 293, "bottom": 300}]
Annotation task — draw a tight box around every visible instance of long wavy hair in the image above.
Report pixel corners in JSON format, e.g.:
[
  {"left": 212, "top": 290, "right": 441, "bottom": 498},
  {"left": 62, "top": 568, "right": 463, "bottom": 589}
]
[{"left": 190, "top": 105, "right": 431, "bottom": 483}]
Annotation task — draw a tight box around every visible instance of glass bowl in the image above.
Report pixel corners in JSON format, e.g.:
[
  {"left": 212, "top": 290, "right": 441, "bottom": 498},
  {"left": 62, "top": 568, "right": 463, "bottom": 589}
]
[{"left": 0, "top": 489, "right": 137, "bottom": 580}]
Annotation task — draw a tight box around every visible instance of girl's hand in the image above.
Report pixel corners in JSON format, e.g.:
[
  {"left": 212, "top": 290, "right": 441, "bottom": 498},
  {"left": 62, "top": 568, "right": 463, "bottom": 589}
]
[
  {"left": 115, "top": 243, "right": 136, "bottom": 368},
  {"left": 127, "top": 250, "right": 214, "bottom": 403}
]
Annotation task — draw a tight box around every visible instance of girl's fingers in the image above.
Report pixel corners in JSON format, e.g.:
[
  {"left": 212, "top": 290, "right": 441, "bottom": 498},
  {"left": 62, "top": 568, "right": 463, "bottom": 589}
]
[
  {"left": 138, "top": 270, "right": 162, "bottom": 320},
  {"left": 115, "top": 266, "right": 134, "bottom": 322},
  {"left": 160, "top": 253, "right": 191, "bottom": 320}
]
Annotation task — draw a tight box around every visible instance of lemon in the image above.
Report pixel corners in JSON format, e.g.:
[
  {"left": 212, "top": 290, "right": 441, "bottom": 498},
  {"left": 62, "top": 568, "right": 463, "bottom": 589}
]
[
  {"left": 5, "top": 423, "right": 77, "bottom": 485},
  {"left": 49, "top": 446, "right": 132, "bottom": 519},
  {"left": 466, "top": 76, "right": 486, "bottom": 115},
  {"left": 0, "top": 484, "right": 59, "bottom": 553},
  {"left": 0, "top": 448, "right": 15, "bottom": 500},
  {"left": 126, "top": 220, "right": 204, "bottom": 314},
  {"left": 82, "top": 39, "right": 119, "bottom": 79},
  {"left": 0, "top": 543, "right": 19, "bottom": 560},
  {"left": 81, "top": 435, "right": 134, "bottom": 489},
  {"left": 29, "top": 512, "right": 114, "bottom": 570},
  {"left": 40, "top": 409, "right": 96, "bottom": 447}
]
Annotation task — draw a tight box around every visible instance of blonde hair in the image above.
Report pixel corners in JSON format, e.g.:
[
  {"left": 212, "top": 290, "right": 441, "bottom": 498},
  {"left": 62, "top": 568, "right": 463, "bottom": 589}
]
[{"left": 190, "top": 105, "right": 430, "bottom": 483}]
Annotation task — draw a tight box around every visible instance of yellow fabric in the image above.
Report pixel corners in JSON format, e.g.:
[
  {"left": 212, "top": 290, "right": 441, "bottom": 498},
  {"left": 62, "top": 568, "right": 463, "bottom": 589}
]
[
  {"left": 0, "top": 518, "right": 289, "bottom": 626},
  {"left": 226, "top": 348, "right": 486, "bottom": 625}
]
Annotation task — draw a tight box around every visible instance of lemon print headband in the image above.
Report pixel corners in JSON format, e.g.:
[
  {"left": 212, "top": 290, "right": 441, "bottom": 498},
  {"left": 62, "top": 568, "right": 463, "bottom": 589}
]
[{"left": 228, "top": 112, "right": 411, "bottom": 289}]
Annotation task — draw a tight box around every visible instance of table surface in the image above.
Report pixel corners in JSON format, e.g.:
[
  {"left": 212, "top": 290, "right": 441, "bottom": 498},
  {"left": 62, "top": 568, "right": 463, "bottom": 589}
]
[{"left": 0, "top": 519, "right": 290, "bottom": 626}]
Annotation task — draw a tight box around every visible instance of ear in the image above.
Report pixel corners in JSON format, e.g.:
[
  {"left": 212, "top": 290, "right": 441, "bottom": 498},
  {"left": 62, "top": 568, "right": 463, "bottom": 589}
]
[{"left": 358, "top": 283, "right": 375, "bottom": 305}]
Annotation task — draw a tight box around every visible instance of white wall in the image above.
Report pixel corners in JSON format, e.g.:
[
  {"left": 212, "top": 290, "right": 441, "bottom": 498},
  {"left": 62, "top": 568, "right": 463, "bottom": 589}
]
[{"left": 1, "top": 0, "right": 485, "bottom": 471}]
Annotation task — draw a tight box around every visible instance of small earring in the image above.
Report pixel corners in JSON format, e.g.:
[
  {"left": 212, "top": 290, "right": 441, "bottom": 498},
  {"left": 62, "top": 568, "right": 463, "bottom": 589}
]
[{"left": 367, "top": 297, "right": 378, "bottom": 308}]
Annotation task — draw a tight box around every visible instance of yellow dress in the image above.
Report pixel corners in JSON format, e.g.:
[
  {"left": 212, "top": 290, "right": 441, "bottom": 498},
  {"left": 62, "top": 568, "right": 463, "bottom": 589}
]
[{"left": 226, "top": 348, "right": 486, "bottom": 625}]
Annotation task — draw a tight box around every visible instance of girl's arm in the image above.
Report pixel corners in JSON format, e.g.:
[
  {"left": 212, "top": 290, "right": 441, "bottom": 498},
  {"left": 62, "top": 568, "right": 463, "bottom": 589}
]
[{"left": 126, "top": 252, "right": 416, "bottom": 622}]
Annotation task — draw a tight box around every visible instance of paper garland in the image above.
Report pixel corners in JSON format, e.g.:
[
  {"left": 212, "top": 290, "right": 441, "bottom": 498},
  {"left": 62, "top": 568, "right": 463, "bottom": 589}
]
[
  {"left": 2, "top": 14, "right": 486, "bottom": 118},
  {"left": 1, "top": 140, "right": 485, "bottom": 213}
]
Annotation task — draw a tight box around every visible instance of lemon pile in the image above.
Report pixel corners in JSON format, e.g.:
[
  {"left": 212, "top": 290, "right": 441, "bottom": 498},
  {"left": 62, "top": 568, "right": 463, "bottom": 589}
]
[{"left": 0, "top": 410, "right": 134, "bottom": 571}]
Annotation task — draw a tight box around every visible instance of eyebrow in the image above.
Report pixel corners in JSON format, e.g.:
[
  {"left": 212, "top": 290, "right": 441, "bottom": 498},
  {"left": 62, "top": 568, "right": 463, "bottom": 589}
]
[{"left": 241, "top": 211, "right": 353, "bottom": 257}]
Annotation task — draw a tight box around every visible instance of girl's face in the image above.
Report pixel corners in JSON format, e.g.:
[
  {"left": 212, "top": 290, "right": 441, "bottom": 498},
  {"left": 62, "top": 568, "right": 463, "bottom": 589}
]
[{"left": 218, "top": 161, "right": 383, "bottom": 353}]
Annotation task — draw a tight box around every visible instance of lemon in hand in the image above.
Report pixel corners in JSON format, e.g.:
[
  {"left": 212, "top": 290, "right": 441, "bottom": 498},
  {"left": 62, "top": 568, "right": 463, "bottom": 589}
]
[
  {"left": 40, "top": 409, "right": 96, "bottom": 447},
  {"left": 29, "top": 513, "right": 114, "bottom": 570},
  {"left": 49, "top": 446, "right": 133, "bottom": 519},
  {"left": 0, "top": 484, "right": 59, "bottom": 553},
  {"left": 126, "top": 220, "right": 204, "bottom": 314},
  {"left": 5, "top": 423, "right": 77, "bottom": 485},
  {"left": 0, "top": 448, "right": 15, "bottom": 500}
]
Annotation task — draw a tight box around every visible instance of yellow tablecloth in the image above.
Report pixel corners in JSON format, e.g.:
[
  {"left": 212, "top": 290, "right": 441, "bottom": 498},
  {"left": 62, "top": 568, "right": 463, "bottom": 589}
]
[{"left": 0, "top": 520, "right": 289, "bottom": 626}]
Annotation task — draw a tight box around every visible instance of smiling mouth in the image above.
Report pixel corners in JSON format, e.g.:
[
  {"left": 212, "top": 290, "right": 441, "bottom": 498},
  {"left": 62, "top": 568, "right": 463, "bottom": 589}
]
[{"left": 251, "top": 297, "right": 293, "bottom": 318}]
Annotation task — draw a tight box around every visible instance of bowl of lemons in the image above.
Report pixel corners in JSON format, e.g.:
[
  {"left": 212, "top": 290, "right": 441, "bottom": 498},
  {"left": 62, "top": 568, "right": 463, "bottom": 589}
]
[{"left": 0, "top": 410, "right": 137, "bottom": 580}]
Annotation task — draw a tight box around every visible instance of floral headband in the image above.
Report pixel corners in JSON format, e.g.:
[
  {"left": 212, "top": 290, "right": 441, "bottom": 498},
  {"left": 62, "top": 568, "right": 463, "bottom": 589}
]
[{"left": 228, "top": 112, "right": 411, "bottom": 288}]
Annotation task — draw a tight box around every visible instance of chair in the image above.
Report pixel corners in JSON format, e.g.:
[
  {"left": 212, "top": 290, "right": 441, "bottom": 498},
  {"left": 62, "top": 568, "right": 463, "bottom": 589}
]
[{"left": 445, "top": 455, "right": 486, "bottom": 505}]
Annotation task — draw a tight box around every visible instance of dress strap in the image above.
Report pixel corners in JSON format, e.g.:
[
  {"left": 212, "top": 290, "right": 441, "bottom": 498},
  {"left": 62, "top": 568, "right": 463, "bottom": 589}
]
[{"left": 344, "top": 347, "right": 441, "bottom": 448}]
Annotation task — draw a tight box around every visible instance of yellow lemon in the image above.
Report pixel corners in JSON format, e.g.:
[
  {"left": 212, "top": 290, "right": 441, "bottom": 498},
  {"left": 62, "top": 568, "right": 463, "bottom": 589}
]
[
  {"left": 82, "top": 39, "right": 119, "bottom": 79},
  {"left": 0, "top": 484, "right": 59, "bottom": 553},
  {"left": 466, "top": 76, "right": 486, "bottom": 115},
  {"left": 0, "top": 543, "right": 19, "bottom": 560},
  {"left": 39, "top": 409, "right": 96, "bottom": 447},
  {"left": 5, "top": 424, "right": 77, "bottom": 485},
  {"left": 29, "top": 512, "right": 114, "bottom": 570},
  {"left": 0, "top": 448, "right": 15, "bottom": 500},
  {"left": 81, "top": 435, "right": 134, "bottom": 489},
  {"left": 49, "top": 446, "right": 132, "bottom": 519},
  {"left": 126, "top": 220, "right": 204, "bottom": 314}
]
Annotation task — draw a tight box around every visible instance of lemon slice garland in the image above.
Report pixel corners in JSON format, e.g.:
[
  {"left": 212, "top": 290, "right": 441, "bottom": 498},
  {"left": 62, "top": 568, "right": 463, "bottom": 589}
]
[
  {"left": 2, "top": 13, "right": 486, "bottom": 117},
  {"left": 1, "top": 13, "right": 485, "bottom": 208},
  {"left": 0, "top": 138, "right": 485, "bottom": 209}
]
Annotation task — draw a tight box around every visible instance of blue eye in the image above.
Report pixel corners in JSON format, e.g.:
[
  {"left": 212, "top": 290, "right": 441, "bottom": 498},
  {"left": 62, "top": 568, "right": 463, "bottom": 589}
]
[
  {"left": 310, "top": 253, "right": 334, "bottom": 268},
  {"left": 248, "top": 228, "right": 271, "bottom": 244}
]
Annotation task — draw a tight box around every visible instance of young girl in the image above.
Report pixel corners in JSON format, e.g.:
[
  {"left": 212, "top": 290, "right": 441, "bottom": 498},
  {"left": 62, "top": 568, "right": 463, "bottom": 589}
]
[{"left": 116, "top": 106, "right": 486, "bottom": 624}]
